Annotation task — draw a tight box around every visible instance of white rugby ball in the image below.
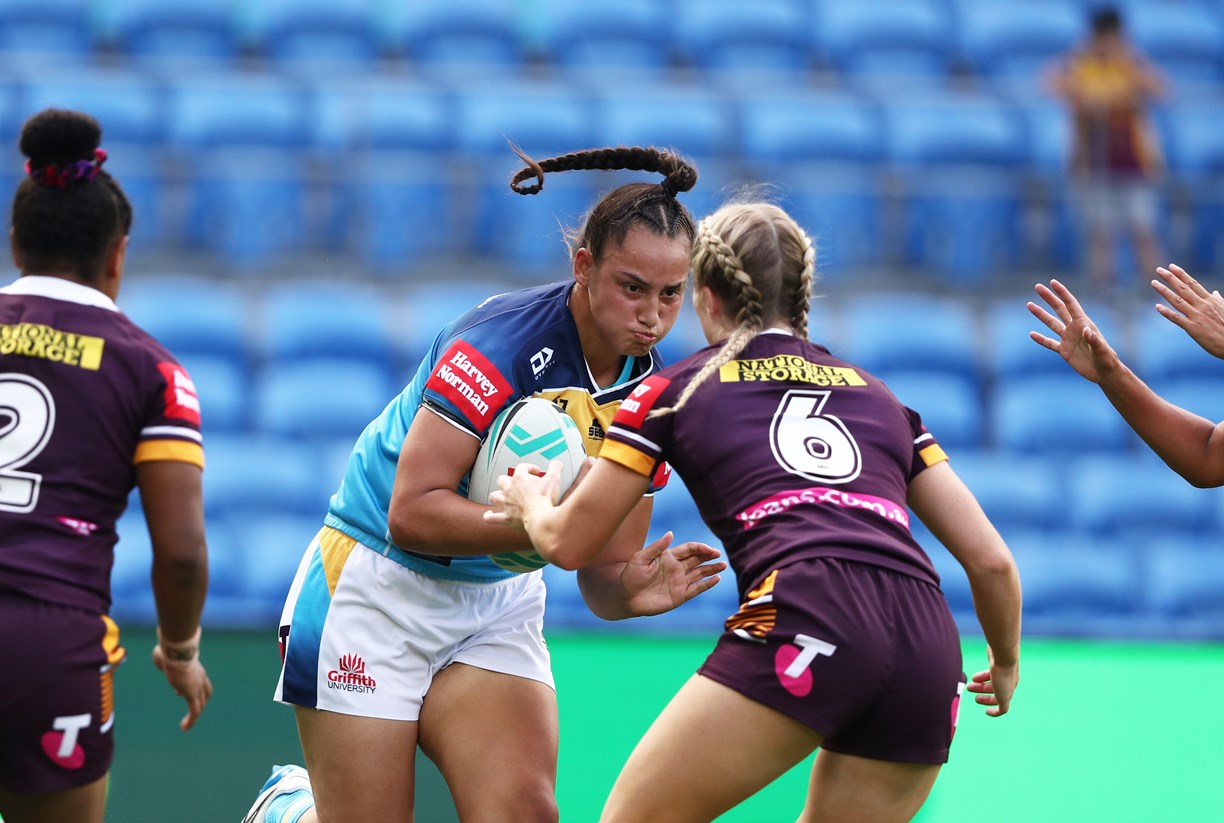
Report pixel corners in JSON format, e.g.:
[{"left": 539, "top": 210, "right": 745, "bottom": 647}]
[{"left": 468, "top": 396, "right": 588, "bottom": 573}]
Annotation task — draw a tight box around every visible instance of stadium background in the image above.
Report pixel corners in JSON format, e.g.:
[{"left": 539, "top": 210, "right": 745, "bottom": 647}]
[{"left": 1, "top": 0, "right": 1221, "bottom": 819}]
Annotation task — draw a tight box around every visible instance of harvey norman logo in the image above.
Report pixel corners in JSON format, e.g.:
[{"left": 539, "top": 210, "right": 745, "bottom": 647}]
[
  {"left": 327, "top": 654, "right": 377, "bottom": 694},
  {"left": 425, "top": 341, "right": 512, "bottom": 429}
]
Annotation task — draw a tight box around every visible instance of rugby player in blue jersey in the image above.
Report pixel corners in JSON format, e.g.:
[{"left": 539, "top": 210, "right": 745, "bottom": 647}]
[{"left": 244, "top": 146, "right": 725, "bottom": 823}]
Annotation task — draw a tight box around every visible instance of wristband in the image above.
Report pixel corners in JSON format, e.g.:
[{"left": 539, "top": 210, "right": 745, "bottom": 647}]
[{"left": 157, "top": 626, "right": 201, "bottom": 665}]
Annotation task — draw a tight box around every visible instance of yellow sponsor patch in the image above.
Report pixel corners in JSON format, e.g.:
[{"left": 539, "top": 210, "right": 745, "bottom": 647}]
[
  {"left": 0, "top": 322, "right": 105, "bottom": 370},
  {"left": 719, "top": 355, "right": 866, "bottom": 386}
]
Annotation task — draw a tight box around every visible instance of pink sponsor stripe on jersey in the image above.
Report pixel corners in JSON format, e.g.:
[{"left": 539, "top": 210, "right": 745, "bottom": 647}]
[{"left": 736, "top": 486, "right": 909, "bottom": 531}]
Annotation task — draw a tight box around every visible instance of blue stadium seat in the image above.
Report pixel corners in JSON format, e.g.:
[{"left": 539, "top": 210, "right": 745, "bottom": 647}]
[
  {"left": 1146, "top": 538, "right": 1224, "bottom": 627},
  {"left": 254, "top": 358, "right": 396, "bottom": 440},
  {"left": 535, "top": 0, "right": 672, "bottom": 83},
  {"left": 881, "top": 93, "right": 1026, "bottom": 168},
  {"left": 674, "top": 0, "right": 813, "bottom": 84},
  {"left": 874, "top": 370, "right": 984, "bottom": 452},
  {"left": 0, "top": 0, "right": 94, "bottom": 68},
  {"left": 112, "top": 508, "right": 153, "bottom": 602},
  {"left": 839, "top": 293, "right": 982, "bottom": 381},
  {"left": 118, "top": 276, "right": 251, "bottom": 367},
  {"left": 813, "top": 0, "right": 952, "bottom": 88},
  {"left": 954, "top": 0, "right": 1083, "bottom": 80},
  {"left": 917, "top": 530, "right": 974, "bottom": 623},
  {"left": 737, "top": 89, "right": 884, "bottom": 166},
  {"left": 1126, "top": 2, "right": 1224, "bottom": 89},
  {"left": 1155, "top": 102, "right": 1224, "bottom": 271},
  {"left": 166, "top": 74, "right": 307, "bottom": 150},
  {"left": 236, "top": 514, "right": 321, "bottom": 609},
  {"left": 309, "top": 77, "right": 453, "bottom": 155},
  {"left": 991, "top": 373, "right": 1133, "bottom": 454},
  {"left": 16, "top": 70, "right": 163, "bottom": 145},
  {"left": 250, "top": 0, "right": 383, "bottom": 75},
  {"left": 949, "top": 451, "right": 1066, "bottom": 535},
  {"left": 259, "top": 282, "right": 400, "bottom": 368},
  {"left": 395, "top": 0, "right": 524, "bottom": 80},
  {"left": 401, "top": 280, "right": 514, "bottom": 363},
  {"left": 102, "top": 0, "right": 239, "bottom": 69},
  {"left": 177, "top": 353, "right": 249, "bottom": 435},
  {"left": 1009, "top": 531, "right": 1144, "bottom": 635},
  {"left": 1065, "top": 454, "right": 1214, "bottom": 539},
  {"left": 1148, "top": 377, "right": 1224, "bottom": 424},
  {"left": 1132, "top": 307, "right": 1224, "bottom": 383},
  {"left": 453, "top": 81, "right": 595, "bottom": 271},
  {"left": 202, "top": 435, "right": 330, "bottom": 519}
]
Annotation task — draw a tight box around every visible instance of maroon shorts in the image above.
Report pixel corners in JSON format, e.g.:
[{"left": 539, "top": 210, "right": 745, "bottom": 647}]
[
  {"left": 0, "top": 590, "right": 126, "bottom": 793},
  {"left": 699, "top": 558, "right": 965, "bottom": 764}
]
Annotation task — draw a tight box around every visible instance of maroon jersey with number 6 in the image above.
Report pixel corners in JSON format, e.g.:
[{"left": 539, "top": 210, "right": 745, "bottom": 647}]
[
  {"left": 0, "top": 276, "right": 204, "bottom": 614},
  {"left": 603, "top": 330, "right": 948, "bottom": 595}
]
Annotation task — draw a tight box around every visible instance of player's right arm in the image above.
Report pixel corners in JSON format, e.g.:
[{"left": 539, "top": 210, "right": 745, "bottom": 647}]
[
  {"left": 1031, "top": 278, "right": 1224, "bottom": 487},
  {"left": 138, "top": 459, "right": 212, "bottom": 730},
  {"left": 908, "top": 462, "right": 1020, "bottom": 717},
  {"left": 387, "top": 408, "right": 537, "bottom": 556}
]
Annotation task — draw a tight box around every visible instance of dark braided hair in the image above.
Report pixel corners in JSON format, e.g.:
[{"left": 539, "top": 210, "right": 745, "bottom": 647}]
[
  {"left": 509, "top": 144, "right": 698, "bottom": 263},
  {"left": 11, "top": 108, "right": 132, "bottom": 283}
]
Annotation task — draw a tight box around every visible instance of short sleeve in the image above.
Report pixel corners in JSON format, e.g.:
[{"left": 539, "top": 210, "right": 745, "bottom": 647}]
[
  {"left": 905, "top": 406, "right": 947, "bottom": 481},
  {"left": 603, "top": 375, "right": 676, "bottom": 487},
  {"left": 421, "top": 333, "right": 517, "bottom": 438},
  {"left": 134, "top": 360, "right": 204, "bottom": 468}
]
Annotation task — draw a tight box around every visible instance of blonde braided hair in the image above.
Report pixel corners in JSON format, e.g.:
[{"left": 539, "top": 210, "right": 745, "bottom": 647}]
[{"left": 649, "top": 202, "right": 818, "bottom": 418}]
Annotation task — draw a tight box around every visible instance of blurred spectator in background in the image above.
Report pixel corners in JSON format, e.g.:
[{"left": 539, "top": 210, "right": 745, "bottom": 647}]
[{"left": 1048, "top": 5, "right": 1165, "bottom": 292}]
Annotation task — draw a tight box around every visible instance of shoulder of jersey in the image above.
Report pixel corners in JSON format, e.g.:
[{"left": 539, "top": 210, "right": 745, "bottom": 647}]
[{"left": 467, "top": 396, "right": 588, "bottom": 506}]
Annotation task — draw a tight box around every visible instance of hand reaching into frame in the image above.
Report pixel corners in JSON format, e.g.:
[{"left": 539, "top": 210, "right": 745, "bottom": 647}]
[
  {"left": 966, "top": 646, "right": 1018, "bottom": 718},
  {"left": 1028, "top": 279, "right": 1124, "bottom": 383},
  {"left": 618, "top": 531, "right": 726, "bottom": 617},
  {"left": 1152, "top": 264, "right": 1224, "bottom": 360}
]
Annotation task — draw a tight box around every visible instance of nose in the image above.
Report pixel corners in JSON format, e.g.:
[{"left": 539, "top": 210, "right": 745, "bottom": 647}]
[{"left": 639, "top": 296, "right": 660, "bottom": 330}]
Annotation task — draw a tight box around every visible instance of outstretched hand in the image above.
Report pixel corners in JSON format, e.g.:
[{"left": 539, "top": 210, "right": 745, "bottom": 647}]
[
  {"left": 965, "top": 646, "right": 1018, "bottom": 718},
  {"left": 1152, "top": 264, "right": 1224, "bottom": 360},
  {"left": 1028, "top": 279, "right": 1122, "bottom": 383},
  {"left": 619, "top": 531, "right": 726, "bottom": 617}
]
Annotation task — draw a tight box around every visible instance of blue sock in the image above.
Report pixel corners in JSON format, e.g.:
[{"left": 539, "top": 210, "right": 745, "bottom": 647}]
[{"left": 267, "top": 789, "right": 314, "bottom": 823}]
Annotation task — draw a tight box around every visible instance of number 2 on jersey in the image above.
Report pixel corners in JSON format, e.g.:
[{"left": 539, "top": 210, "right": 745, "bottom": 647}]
[
  {"left": 0, "top": 373, "right": 56, "bottom": 512},
  {"left": 769, "top": 389, "right": 862, "bottom": 484}
]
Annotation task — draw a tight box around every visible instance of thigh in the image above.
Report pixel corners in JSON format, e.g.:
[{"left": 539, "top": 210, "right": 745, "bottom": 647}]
[
  {"left": 0, "top": 774, "right": 108, "bottom": 823},
  {"left": 295, "top": 706, "right": 417, "bottom": 823},
  {"left": 0, "top": 594, "right": 123, "bottom": 796},
  {"left": 418, "top": 663, "right": 559, "bottom": 823},
  {"left": 802, "top": 751, "right": 940, "bottom": 823},
  {"left": 602, "top": 675, "right": 821, "bottom": 823}
]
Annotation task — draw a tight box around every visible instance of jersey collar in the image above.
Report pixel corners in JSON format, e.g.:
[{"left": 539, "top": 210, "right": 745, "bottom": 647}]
[{"left": 1, "top": 275, "right": 120, "bottom": 312}]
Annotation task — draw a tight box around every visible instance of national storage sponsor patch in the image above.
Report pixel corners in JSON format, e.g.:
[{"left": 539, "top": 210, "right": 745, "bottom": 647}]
[
  {"left": 613, "top": 375, "right": 671, "bottom": 429},
  {"left": 425, "top": 340, "right": 512, "bottom": 430},
  {"left": 157, "top": 362, "right": 201, "bottom": 426},
  {"left": 0, "top": 322, "right": 105, "bottom": 370},
  {"left": 719, "top": 355, "right": 866, "bottom": 386}
]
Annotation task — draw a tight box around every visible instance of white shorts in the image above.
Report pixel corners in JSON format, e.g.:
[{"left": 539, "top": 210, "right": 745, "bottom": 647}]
[{"left": 274, "top": 527, "right": 552, "bottom": 721}]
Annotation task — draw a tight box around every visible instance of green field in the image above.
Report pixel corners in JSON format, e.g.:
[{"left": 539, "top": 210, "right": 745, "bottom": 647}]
[{"left": 100, "top": 629, "right": 1224, "bottom": 822}]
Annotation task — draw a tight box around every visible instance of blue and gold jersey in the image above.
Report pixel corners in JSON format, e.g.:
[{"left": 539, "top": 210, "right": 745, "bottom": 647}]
[{"left": 326, "top": 281, "right": 667, "bottom": 582}]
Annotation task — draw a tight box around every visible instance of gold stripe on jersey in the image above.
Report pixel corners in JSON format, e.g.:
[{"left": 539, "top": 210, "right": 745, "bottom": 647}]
[
  {"left": 600, "top": 439, "right": 656, "bottom": 478},
  {"left": 725, "top": 570, "right": 781, "bottom": 641},
  {"left": 134, "top": 440, "right": 205, "bottom": 468},
  {"left": 0, "top": 322, "right": 106, "bottom": 370},
  {"left": 719, "top": 355, "right": 866, "bottom": 386},
  {"left": 534, "top": 388, "right": 624, "bottom": 456},
  {"left": 919, "top": 443, "right": 948, "bottom": 467},
  {"left": 319, "top": 526, "right": 358, "bottom": 597}
]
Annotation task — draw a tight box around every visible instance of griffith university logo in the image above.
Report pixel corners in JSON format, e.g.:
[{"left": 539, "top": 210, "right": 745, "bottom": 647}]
[{"left": 327, "top": 653, "right": 377, "bottom": 694}]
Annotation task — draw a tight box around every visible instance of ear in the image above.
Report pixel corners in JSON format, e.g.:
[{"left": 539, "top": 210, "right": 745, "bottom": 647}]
[
  {"left": 102, "top": 235, "right": 129, "bottom": 300},
  {"left": 699, "top": 284, "right": 724, "bottom": 319},
  {"left": 573, "top": 247, "right": 593, "bottom": 288}
]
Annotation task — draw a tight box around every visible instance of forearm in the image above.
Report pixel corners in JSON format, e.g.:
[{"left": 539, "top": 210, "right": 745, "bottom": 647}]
[
  {"left": 576, "top": 564, "right": 636, "bottom": 620},
  {"left": 965, "top": 560, "right": 1022, "bottom": 666},
  {"left": 389, "top": 490, "right": 537, "bottom": 555},
  {"left": 151, "top": 542, "right": 208, "bottom": 642},
  {"left": 1098, "top": 365, "right": 1224, "bottom": 486}
]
